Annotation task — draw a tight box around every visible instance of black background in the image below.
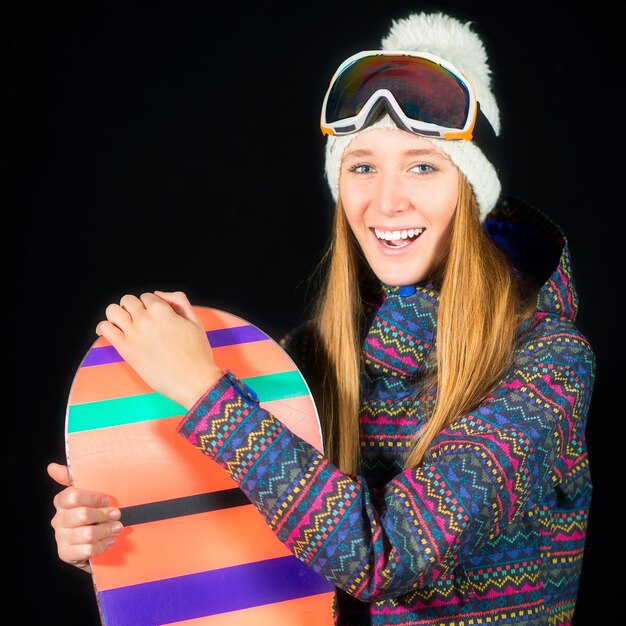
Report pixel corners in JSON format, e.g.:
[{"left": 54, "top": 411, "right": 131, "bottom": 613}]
[{"left": 5, "top": 1, "right": 622, "bottom": 624}]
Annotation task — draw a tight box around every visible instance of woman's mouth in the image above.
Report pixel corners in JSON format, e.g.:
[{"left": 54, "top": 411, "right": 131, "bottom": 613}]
[{"left": 374, "top": 227, "right": 424, "bottom": 249}]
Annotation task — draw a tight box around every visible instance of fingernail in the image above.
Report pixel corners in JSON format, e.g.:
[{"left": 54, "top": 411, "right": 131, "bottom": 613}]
[
  {"left": 104, "top": 537, "right": 116, "bottom": 547},
  {"left": 111, "top": 522, "right": 123, "bottom": 533},
  {"left": 108, "top": 509, "right": 121, "bottom": 521},
  {"left": 100, "top": 496, "right": 110, "bottom": 506}
]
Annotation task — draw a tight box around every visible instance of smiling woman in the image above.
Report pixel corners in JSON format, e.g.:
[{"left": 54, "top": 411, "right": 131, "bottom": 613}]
[{"left": 46, "top": 10, "right": 595, "bottom": 626}]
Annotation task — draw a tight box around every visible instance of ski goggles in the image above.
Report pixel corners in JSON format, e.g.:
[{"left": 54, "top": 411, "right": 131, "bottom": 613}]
[{"left": 320, "top": 50, "right": 491, "bottom": 142}]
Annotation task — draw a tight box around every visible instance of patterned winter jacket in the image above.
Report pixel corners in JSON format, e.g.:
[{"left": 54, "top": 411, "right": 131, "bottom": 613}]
[{"left": 178, "top": 196, "right": 595, "bottom": 625}]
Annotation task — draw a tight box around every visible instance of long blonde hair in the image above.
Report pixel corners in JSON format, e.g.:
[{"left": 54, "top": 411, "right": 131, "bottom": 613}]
[{"left": 312, "top": 176, "right": 534, "bottom": 474}]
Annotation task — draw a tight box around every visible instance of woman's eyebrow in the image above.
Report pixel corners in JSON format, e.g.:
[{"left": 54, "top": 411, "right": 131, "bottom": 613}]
[
  {"left": 343, "top": 147, "right": 447, "bottom": 159},
  {"left": 342, "top": 148, "right": 373, "bottom": 159},
  {"left": 403, "top": 148, "right": 447, "bottom": 157}
]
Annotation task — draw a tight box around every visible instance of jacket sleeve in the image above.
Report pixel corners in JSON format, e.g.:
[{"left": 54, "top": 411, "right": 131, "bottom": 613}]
[{"left": 176, "top": 316, "right": 595, "bottom": 602}]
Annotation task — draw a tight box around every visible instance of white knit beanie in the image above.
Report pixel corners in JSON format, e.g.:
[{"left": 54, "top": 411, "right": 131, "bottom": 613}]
[{"left": 323, "top": 12, "right": 501, "bottom": 221}]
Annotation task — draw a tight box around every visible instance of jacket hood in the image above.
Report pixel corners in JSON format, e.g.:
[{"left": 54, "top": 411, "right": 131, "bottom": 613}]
[{"left": 484, "top": 195, "right": 579, "bottom": 321}]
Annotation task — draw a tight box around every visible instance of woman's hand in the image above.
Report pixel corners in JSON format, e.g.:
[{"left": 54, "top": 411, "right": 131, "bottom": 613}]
[
  {"left": 97, "top": 290, "right": 224, "bottom": 410},
  {"left": 47, "top": 462, "right": 123, "bottom": 573}
]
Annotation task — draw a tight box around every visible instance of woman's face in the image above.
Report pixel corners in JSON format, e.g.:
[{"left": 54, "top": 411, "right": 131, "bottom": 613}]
[{"left": 339, "top": 128, "right": 459, "bottom": 287}]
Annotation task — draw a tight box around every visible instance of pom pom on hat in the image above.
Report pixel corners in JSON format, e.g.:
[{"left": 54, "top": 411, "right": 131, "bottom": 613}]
[{"left": 323, "top": 12, "right": 502, "bottom": 220}]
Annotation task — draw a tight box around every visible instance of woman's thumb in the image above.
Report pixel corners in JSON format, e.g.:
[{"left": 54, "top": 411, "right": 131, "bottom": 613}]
[{"left": 46, "top": 462, "right": 71, "bottom": 487}]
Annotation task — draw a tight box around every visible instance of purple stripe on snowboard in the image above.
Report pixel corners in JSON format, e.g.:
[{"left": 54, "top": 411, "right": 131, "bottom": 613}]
[
  {"left": 82, "top": 325, "right": 268, "bottom": 367},
  {"left": 97, "top": 555, "right": 333, "bottom": 625}
]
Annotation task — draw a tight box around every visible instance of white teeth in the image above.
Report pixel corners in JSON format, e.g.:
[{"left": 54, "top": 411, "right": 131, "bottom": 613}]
[{"left": 375, "top": 228, "right": 423, "bottom": 241}]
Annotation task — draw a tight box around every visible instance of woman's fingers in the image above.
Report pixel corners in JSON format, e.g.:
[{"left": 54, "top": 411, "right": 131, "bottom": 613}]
[
  {"left": 47, "top": 462, "right": 122, "bottom": 571},
  {"left": 53, "top": 516, "right": 124, "bottom": 571},
  {"left": 52, "top": 484, "right": 115, "bottom": 518},
  {"left": 119, "top": 293, "right": 146, "bottom": 319},
  {"left": 95, "top": 291, "right": 197, "bottom": 341},
  {"left": 50, "top": 491, "right": 123, "bottom": 570},
  {"left": 96, "top": 294, "right": 148, "bottom": 339},
  {"left": 153, "top": 290, "right": 199, "bottom": 323},
  {"left": 95, "top": 318, "right": 126, "bottom": 344},
  {"left": 104, "top": 302, "right": 133, "bottom": 331},
  {"left": 138, "top": 291, "right": 174, "bottom": 316}
]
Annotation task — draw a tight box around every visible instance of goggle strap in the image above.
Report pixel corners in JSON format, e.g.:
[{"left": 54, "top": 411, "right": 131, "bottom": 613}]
[{"left": 472, "top": 103, "right": 501, "bottom": 175}]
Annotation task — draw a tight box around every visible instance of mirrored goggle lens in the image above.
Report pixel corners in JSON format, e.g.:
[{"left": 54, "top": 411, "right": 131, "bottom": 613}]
[{"left": 325, "top": 55, "right": 471, "bottom": 130}]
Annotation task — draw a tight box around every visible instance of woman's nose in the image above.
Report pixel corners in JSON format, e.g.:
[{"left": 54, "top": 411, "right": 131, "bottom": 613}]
[{"left": 372, "top": 173, "right": 411, "bottom": 215}]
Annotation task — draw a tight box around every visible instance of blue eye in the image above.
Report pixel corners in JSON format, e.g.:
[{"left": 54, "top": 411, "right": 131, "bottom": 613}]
[
  {"left": 349, "top": 164, "right": 375, "bottom": 174},
  {"left": 411, "top": 163, "right": 436, "bottom": 174}
]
